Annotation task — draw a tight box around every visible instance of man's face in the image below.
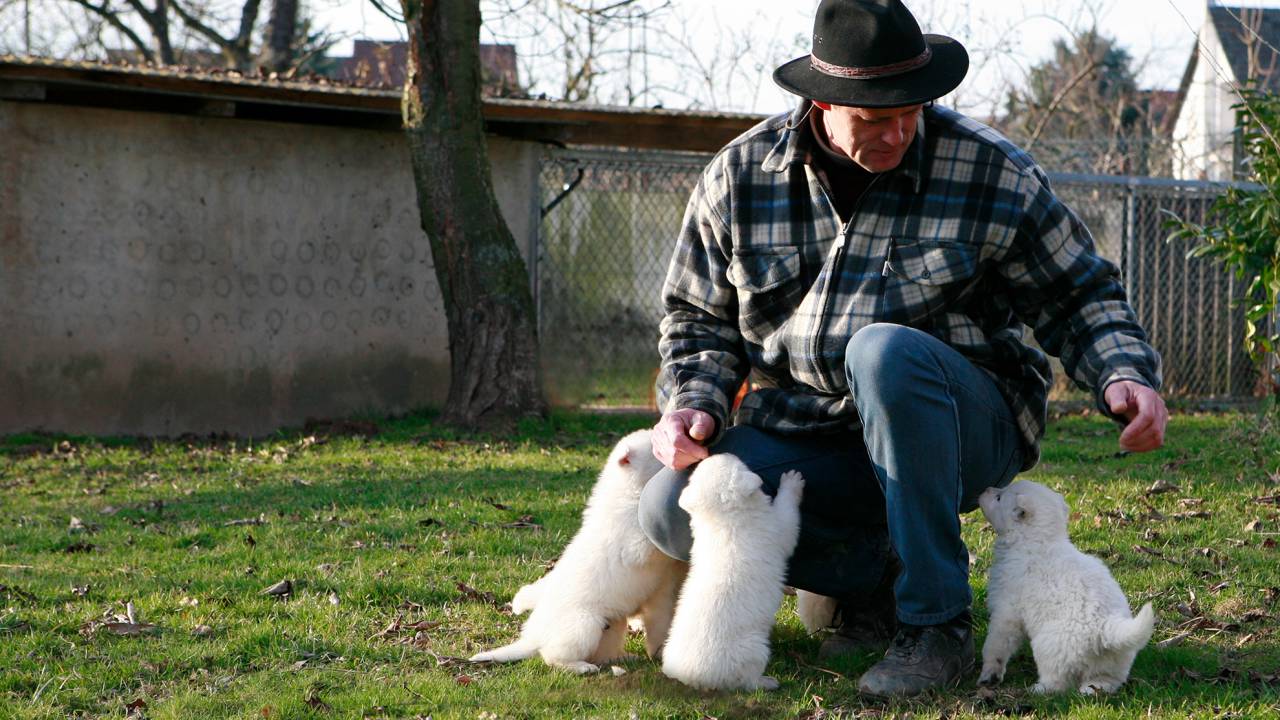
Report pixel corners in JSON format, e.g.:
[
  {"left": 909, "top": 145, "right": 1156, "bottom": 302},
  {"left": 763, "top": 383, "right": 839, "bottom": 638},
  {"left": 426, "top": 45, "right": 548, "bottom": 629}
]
[{"left": 815, "top": 102, "right": 922, "bottom": 173}]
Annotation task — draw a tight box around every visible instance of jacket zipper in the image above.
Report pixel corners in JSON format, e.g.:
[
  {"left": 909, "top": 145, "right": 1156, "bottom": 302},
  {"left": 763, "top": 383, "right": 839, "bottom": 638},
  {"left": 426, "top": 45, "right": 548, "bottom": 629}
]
[{"left": 809, "top": 174, "right": 883, "bottom": 383}]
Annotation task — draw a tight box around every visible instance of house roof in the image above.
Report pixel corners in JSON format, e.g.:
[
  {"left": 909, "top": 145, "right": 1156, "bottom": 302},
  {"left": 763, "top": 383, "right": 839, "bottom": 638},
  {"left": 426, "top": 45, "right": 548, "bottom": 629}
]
[
  {"left": 0, "top": 55, "right": 763, "bottom": 153},
  {"left": 1210, "top": 5, "right": 1280, "bottom": 90}
]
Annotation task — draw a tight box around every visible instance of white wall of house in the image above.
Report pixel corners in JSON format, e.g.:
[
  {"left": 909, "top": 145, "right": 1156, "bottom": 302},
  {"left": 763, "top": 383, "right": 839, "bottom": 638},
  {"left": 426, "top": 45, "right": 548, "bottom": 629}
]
[{"left": 1172, "top": 12, "right": 1244, "bottom": 180}]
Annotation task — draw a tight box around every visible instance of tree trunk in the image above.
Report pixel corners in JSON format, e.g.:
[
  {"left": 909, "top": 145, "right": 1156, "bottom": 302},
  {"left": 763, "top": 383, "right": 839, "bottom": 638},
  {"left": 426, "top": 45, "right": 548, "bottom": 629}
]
[
  {"left": 262, "top": 0, "right": 299, "bottom": 72},
  {"left": 400, "top": 0, "right": 547, "bottom": 427}
]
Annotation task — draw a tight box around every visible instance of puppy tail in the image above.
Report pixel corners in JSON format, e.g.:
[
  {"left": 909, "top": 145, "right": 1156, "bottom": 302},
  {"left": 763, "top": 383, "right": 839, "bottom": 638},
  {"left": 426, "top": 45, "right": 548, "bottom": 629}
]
[
  {"left": 1103, "top": 603, "right": 1156, "bottom": 651},
  {"left": 469, "top": 638, "right": 537, "bottom": 664}
]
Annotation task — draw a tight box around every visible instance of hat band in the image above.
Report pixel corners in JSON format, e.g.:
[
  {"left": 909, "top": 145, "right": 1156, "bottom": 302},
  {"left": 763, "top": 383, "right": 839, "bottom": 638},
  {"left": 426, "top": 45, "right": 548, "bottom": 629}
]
[{"left": 810, "top": 46, "right": 932, "bottom": 80}]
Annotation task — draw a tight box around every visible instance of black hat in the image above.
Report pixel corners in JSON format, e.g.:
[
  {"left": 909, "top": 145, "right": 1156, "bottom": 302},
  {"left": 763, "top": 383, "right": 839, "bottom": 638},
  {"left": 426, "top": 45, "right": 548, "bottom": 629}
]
[{"left": 773, "top": 0, "right": 968, "bottom": 108}]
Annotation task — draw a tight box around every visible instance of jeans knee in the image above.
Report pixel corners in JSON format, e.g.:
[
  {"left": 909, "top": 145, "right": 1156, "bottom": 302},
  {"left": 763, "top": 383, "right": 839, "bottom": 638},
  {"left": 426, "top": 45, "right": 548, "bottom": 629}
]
[
  {"left": 638, "top": 467, "right": 692, "bottom": 562},
  {"left": 845, "top": 323, "right": 924, "bottom": 394}
]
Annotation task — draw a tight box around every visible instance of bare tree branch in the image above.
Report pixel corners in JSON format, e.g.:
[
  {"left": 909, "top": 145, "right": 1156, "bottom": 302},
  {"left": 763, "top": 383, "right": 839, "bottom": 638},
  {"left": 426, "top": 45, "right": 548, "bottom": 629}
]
[{"left": 66, "top": 0, "right": 154, "bottom": 60}]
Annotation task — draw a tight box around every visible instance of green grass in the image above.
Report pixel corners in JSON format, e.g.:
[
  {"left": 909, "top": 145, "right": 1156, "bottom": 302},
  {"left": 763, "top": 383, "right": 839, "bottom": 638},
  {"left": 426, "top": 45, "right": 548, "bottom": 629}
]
[{"left": 1, "top": 409, "right": 1278, "bottom": 719}]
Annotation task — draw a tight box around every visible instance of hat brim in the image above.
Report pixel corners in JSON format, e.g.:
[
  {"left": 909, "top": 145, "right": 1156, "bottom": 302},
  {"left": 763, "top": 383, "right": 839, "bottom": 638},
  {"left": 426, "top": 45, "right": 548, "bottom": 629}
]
[{"left": 773, "top": 34, "right": 968, "bottom": 108}]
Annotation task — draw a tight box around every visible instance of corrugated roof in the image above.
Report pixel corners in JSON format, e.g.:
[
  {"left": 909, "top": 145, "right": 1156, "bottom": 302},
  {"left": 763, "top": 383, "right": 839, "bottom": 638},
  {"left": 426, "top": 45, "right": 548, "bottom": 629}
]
[{"left": 0, "top": 55, "right": 765, "bottom": 152}]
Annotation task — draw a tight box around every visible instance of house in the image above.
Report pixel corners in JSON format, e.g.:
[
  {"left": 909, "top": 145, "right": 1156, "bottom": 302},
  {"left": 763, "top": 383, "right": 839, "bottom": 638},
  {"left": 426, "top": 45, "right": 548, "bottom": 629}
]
[
  {"left": 1170, "top": 3, "right": 1280, "bottom": 180},
  {"left": 330, "top": 40, "right": 523, "bottom": 96}
]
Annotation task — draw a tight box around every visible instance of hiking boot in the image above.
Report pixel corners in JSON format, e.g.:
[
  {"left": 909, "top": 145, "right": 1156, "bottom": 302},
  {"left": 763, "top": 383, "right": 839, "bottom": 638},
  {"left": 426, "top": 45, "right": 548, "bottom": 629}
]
[
  {"left": 817, "top": 554, "right": 900, "bottom": 659},
  {"left": 856, "top": 613, "right": 975, "bottom": 697}
]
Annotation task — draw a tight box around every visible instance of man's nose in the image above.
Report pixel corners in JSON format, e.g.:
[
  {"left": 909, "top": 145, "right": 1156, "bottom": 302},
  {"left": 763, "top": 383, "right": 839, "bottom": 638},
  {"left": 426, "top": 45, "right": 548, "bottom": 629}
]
[{"left": 883, "top": 119, "right": 906, "bottom": 146}]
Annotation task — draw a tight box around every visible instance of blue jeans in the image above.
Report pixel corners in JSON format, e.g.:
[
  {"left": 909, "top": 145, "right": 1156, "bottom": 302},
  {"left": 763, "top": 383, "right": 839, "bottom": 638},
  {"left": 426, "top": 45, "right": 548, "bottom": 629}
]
[{"left": 639, "top": 323, "right": 1024, "bottom": 625}]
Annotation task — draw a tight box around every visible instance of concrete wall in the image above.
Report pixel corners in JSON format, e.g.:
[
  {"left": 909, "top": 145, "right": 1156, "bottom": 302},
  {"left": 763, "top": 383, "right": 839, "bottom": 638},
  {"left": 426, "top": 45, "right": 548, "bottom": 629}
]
[{"left": 0, "top": 101, "right": 541, "bottom": 436}]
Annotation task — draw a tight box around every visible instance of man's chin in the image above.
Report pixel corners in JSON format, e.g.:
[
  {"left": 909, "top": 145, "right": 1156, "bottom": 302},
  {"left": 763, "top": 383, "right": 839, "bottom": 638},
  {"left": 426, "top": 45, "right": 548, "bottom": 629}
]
[{"left": 855, "top": 152, "right": 906, "bottom": 173}]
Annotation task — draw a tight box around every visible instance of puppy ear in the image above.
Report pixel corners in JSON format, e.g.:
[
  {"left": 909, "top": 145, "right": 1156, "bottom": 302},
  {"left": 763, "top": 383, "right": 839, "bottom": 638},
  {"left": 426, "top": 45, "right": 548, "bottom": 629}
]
[
  {"left": 1012, "top": 494, "right": 1031, "bottom": 523},
  {"left": 728, "top": 466, "right": 762, "bottom": 500}
]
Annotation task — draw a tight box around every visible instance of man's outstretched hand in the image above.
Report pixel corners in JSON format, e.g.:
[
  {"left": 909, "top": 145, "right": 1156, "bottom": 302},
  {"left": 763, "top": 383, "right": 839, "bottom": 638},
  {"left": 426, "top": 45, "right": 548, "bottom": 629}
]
[
  {"left": 1104, "top": 380, "right": 1168, "bottom": 453},
  {"left": 652, "top": 408, "right": 716, "bottom": 470}
]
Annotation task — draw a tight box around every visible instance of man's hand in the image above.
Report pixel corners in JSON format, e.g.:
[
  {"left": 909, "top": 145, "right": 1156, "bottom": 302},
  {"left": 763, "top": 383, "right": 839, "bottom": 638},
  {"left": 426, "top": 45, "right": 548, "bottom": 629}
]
[
  {"left": 652, "top": 408, "right": 716, "bottom": 470},
  {"left": 1104, "top": 381, "right": 1168, "bottom": 453}
]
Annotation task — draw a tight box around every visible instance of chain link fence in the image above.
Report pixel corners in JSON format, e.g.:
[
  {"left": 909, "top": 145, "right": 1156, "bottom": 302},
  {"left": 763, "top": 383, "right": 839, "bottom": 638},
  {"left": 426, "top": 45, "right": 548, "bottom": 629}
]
[{"left": 536, "top": 147, "right": 1266, "bottom": 407}]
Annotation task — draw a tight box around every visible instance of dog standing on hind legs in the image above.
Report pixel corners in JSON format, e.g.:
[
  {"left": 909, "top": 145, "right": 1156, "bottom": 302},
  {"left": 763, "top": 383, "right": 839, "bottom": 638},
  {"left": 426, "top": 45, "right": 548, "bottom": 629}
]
[
  {"left": 469, "top": 430, "right": 684, "bottom": 672},
  {"left": 661, "top": 454, "right": 804, "bottom": 691},
  {"left": 977, "top": 480, "right": 1156, "bottom": 694}
]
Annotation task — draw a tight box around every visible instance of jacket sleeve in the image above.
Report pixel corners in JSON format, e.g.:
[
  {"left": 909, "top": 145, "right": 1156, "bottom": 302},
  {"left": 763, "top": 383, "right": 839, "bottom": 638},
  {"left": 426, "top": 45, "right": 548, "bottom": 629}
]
[
  {"left": 999, "top": 167, "right": 1163, "bottom": 418},
  {"left": 654, "top": 164, "right": 749, "bottom": 440}
]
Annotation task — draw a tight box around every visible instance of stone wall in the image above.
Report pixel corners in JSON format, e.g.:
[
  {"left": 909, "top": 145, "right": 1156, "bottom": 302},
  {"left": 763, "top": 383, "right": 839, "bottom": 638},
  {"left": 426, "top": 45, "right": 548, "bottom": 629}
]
[{"left": 0, "top": 101, "right": 540, "bottom": 435}]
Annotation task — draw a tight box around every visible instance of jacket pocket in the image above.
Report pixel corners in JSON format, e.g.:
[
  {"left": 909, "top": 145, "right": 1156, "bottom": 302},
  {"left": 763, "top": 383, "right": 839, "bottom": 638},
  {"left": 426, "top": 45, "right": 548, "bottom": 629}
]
[
  {"left": 889, "top": 240, "right": 978, "bottom": 286},
  {"left": 726, "top": 246, "right": 803, "bottom": 344},
  {"left": 881, "top": 239, "right": 980, "bottom": 323}
]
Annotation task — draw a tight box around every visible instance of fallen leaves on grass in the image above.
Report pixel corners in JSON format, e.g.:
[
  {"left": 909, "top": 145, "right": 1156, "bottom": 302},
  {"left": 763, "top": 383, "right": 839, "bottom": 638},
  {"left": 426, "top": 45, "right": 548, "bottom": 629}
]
[
  {"left": 82, "top": 603, "right": 160, "bottom": 638},
  {"left": 0, "top": 584, "right": 38, "bottom": 603},
  {"left": 63, "top": 541, "right": 95, "bottom": 554},
  {"left": 456, "top": 582, "right": 498, "bottom": 605},
  {"left": 224, "top": 515, "right": 266, "bottom": 527},
  {"left": 71, "top": 584, "right": 90, "bottom": 597},
  {"left": 1146, "top": 479, "right": 1180, "bottom": 496},
  {"left": 261, "top": 580, "right": 293, "bottom": 598},
  {"left": 1133, "top": 545, "right": 1180, "bottom": 564},
  {"left": 1174, "top": 666, "right": 1279, "bottom": 688},
  {"left": 500, "top": 514, "right": 542, "bottom": 530},
  {"left": 124, "top": 698, "right": 148, "bottom": 716}
]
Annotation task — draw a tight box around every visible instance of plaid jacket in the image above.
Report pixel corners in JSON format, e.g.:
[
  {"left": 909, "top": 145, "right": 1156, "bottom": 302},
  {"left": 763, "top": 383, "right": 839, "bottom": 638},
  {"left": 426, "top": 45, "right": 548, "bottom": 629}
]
[{"left": 656, "top": 102, "right": 1162, "bottom": 470}]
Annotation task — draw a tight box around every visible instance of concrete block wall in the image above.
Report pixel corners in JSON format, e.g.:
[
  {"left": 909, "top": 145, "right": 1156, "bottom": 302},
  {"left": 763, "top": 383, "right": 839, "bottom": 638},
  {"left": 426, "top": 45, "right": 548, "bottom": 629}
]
[{"left": 0, "top": 101, "right": 540, "bottom": 436}]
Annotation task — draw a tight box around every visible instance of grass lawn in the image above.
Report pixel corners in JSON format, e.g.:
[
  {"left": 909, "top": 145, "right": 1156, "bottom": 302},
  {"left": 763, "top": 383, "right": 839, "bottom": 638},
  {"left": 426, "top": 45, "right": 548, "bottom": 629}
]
[{"left": 1, "top": 409, "right": 1278, "bottom": 719}]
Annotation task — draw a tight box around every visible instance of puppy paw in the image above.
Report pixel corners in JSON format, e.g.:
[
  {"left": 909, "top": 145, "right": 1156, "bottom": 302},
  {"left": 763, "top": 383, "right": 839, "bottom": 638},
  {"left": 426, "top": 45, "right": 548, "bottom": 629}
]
[
  {"left": 752, "top": 675, "right": 780, "bottom": 691},
  {"left": 779, "top": 470, "right": 804, "bottom": 491},
  {"left": 1030, "top": 682, "right": 1050, "bottom": 695},
  {"left": 977, "top": 667, "right": 1004, "bottom": 687},
  {"left": 555, "top": 660, "right": 600, "bottom": 674}
]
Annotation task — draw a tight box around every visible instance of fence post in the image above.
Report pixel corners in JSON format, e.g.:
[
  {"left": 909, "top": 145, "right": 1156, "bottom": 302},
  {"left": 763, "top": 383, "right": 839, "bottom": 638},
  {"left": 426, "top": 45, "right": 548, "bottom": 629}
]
[{"left": 1123, "top": 182, "right": 1136, "bottom": 288}]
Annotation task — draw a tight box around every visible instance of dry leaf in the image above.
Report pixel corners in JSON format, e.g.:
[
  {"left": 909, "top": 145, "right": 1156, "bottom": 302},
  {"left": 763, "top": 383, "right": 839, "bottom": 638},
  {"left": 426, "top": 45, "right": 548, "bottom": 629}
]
[
  {"left": 192, "top": 624, "right": 213, "bottom": 637},
  {"left": 262, "top": 580, "right": 293, "bottom": 597},
  {"left": 1146, "top": 479, "right": 1180, "bottom": 496},
  {"left": 224, "top": 516, "right": 266, "bottom": 527},
  {"left": 328, "top": 592, "right": 340, "bottom": 605},
  {"left": 1156, "top": 631, "right": 1193, "bottom": 648},
  {"left": 103, "top": 622, "right": 158, "bottom": 636},
  {"left": 1246, "top": 519, "right": 1265, "bottom": 532},
  {"left": 456, "top": 582, "right": 498, "bottom": 604}
]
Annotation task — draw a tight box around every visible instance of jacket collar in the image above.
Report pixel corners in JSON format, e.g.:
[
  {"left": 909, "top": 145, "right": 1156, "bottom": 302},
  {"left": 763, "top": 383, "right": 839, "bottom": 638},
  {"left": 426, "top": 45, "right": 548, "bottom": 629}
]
[{"left": 762, "top": 100, "right": 926, "bottom": 194}]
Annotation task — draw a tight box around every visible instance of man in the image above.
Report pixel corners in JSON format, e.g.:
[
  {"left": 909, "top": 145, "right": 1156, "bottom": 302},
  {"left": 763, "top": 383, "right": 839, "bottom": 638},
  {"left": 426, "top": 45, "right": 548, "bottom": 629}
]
[{"left": 639, "top": 0, "right": 1168, "bottom": 697}]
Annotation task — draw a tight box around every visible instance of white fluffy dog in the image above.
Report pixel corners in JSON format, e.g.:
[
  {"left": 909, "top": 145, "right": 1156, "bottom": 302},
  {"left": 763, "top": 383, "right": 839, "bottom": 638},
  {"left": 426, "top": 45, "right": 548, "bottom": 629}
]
[
  {"left": 795, "top": 590, "right": 839, "bottom": 634},
  {"left": 977, "top": 480, "right": 1156, "bottom": 694},
  {"left": 470, "top": 430, "right": 685, "bottom": 672},
  {"left": 662, "top": 454, "right": 803, "bottom": 691}
]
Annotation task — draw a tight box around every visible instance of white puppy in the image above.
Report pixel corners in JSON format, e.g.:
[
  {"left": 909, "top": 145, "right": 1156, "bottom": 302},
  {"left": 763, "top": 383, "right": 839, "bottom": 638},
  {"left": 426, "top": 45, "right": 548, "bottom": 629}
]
[
  {"left": 662, "top": 454, "right": 804, "bottom": 691},
  {"left": 470, "top": 430, "right": 685, "bottom": 672},
  {"left": 795, "top": 590, "right": 839, "bottom": 634},
  {"left": 977, "top": 480, "right": 1156, "bottom": 694}
]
